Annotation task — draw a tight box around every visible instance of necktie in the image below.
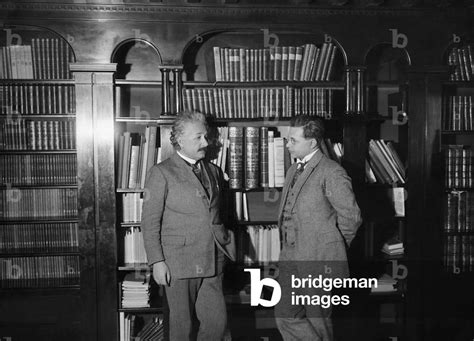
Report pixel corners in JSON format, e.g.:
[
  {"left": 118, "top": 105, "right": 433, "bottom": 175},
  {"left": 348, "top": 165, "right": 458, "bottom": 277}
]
[
  {"left": 290, "top": 162, "right": 306, "bottom": 188},
  {"left": 191, "top": 161, "right": 210, "bottom": 196}
]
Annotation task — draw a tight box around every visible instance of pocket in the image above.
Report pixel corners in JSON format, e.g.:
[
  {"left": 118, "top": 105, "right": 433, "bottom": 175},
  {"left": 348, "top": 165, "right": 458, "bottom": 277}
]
[
  {"left": 319, "top": 231, "right": 342, "bottom": 244},
  {"left": 161, "top": 235, "right": 186, "bottom": 246}
]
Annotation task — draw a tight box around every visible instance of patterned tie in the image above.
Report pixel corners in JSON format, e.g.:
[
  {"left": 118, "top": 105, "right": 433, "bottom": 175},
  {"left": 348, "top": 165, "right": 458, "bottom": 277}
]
[{"left": 290, "top": 162, "right": 306, "bottom": 188}]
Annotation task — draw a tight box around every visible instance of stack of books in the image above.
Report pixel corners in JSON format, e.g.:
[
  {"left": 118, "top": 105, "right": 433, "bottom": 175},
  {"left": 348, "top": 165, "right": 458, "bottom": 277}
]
[
  {"left": 381, "top": 237, "right": 404, "bottom": 256},
  {"left": 121, "top": 273, "right": 150, "bottom": 308},
  {"left": 371, "top": 273, "right": 397, "bottom": 293}
]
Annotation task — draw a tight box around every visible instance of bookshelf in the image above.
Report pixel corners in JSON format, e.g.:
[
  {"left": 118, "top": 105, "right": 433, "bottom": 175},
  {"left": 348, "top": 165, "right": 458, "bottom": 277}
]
[
  {"left": 424, "top": 41, "right": 474, "bottom": 339},
  {"left": 0, "top": 25, "right": 86, "bottom": 339},
  {"left": 113, "top": 38, "right": 168, "bottom": 341}
]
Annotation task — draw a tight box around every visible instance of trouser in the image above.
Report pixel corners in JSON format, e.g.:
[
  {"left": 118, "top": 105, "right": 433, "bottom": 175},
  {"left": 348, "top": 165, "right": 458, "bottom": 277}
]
[
  {"left": 274, "top": 260, "right": 334, "bottom": 341},
  {"left": 165, "top": 272, "right": 226, "bottom": 341}
]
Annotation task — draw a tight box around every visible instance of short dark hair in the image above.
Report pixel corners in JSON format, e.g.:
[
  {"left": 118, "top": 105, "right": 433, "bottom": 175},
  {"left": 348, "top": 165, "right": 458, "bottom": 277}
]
[
  {"left": 289, "top": 115, "right": 325, "bottom": 144},
  {"left": 170, "top": 111, "right": 207, "bottom": 149}
]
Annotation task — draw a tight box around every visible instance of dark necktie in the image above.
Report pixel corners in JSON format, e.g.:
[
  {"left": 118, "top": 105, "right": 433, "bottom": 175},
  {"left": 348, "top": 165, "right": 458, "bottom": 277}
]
[
  {"left": 291, "top": 162, "right": 306, "bottom": 188},
  {"left": 191, "top": 161, "right": 210, "bottom": 196}
]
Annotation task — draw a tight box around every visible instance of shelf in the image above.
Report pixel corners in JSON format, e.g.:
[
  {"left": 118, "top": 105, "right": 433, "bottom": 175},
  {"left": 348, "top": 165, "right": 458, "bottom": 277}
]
[
  {"left": 366, "top": 182, "right": 406, "bottom": 188},
  {"left": 0, "top": 114, "right": 76, "bottom": 119},
  {"left": 116, "top": 188, "right": 145, "bottom": 193},
  {"left": 369, "top": 289, "right": 406, "bottom": 300},
  {"left": 0, "top": 150, "right": 77, "bottom": 154},
  {"left": 0, "top": 79, "right": 75, "bottom": 85},
  {"left": 235, "top": 220, "right": 278, "bottom": 225},
  {"left": 183, "top": 80, "right": 345, "bottom": 89},
  {"left": 225, "top": 187, "right": 283, "bottom": 192},
  {"left": 115, "top": 79, "right": 161, "bottom": 86},
  {"left": 445, "top": 187, "right": 474, "bottom": 191},
  {"left": 118, "top": 265, "right": 150, "bottom": 271},
  {"left": 115, "top": 117, "right": 175, "bottom": 124},
  {"left": 443, "top": 81, "right": 474, "bottom": 88},
  {"left": 0, "top": 184, "right": 77, "bottom": 189},
  {"left": 0, "top": 285, "right": 81, "bottom": 292},
  {"left": 120, "top": 222, "right": 142, "bottom": 227},
  {"left": 118, "top": 307, "right": 163, "bottom": 313},
  {"left": 0, "top": 218, "right": 79, "bottom": 224},
  {"left": 0, "top": 251, "right": 80, "bottom": 257},
  {"left": 442, "top": 231, "right": 474, "bottom": 235},
  {"left": 366, "top": 253, "right": 407, "bottom": 262},
  {"left": 441, "top": 130, "right": 474, "bottom": 135}
]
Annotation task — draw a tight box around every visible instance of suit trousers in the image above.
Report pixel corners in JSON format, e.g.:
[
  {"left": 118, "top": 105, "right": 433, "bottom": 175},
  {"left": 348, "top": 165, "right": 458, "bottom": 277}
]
[
  {"left": 275, "top": 259, "right": 334, "bottom": 341},
  {"left": 165, "top": 251, "right": 226, "bottom": 341}
]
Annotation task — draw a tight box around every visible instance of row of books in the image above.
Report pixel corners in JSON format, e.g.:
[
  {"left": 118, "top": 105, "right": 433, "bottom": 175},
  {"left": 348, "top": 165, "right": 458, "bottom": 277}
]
[
  {"left": 444, "top": 146, "right": 473, "bottom": 189},
  {"left": 444, "top": 234, "right": 474, "bottom": 273},
  {"left": 0, "top": 223, "right": 79, "bottom": 253},
  {"left": 123, "top": 226, "right": 148, "bottom": 266},
  {"left": 447, "top": 45, "right": 474, "bottom": 82},
  {"left": 0, "top": 188, "right": 78, "bottom": 219},
  {"left": 0, "top": 84, "right": 76, "bottom": 115},
  {"left": 182, "top": 87, "right": 334, "bottom": 119},
  {"left": 0, "top": 255, "right": 80, "bottom": 288},
  {"left": 117, "top": 129, "right": 162, "bottom": 190},
  {"left": 122, "top": 193, "right": 143, "bottom": 223},
  {"left": 119, "top": 314, "right": 164, "bottom": 341},
  {"left": 366, "top": 139, "right": 406, "bottom": 185},
  {"left": 444, "top": 191, "right": 474, "bottom": 233},
  {"left": 444, "top": 96, "right": 473, "bottom": 131},
  {"left": 121, "top": 272, "right": 150, "bottom": 308},
  {"left": 213, "top": 43, "right": 337, "bottom": 82},
  {"left": 0, "top": 154, "right": 77, "bottom": 186},
  {"left": 228, "top": 126, "right": 290, "bottom": 189},
  {"left": 0, "top": 119, "right": 76, "bottom": 150},
  {"left": 236, "top": 225, "right": 280, "bottom": 265},
  {"left": 0, "top": 39, "right": 73, "bottom": 80}
]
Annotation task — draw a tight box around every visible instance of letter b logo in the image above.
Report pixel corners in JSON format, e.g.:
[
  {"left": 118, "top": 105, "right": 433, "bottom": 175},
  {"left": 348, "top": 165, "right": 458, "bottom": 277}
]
[{"left": 245, "top": 268, "right": 281, "bottom": 307}]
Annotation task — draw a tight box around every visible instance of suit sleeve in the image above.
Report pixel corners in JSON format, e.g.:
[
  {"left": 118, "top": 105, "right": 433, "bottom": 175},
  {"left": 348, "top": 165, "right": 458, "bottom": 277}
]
[
  {"left": 141, "top": 165, "right": 167, "bottom": 265},
  {"left": 324, "top": 166, "right": 362, "bottom": 247}
]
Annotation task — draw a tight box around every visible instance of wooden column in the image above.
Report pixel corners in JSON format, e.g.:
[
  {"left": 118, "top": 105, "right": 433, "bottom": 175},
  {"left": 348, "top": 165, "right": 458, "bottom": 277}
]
[{"left": 71, "top": 62, "right": 118, "bottom": 341}]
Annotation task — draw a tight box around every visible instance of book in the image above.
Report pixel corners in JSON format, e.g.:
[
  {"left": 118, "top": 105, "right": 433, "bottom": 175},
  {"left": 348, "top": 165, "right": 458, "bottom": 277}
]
[
  {"left": 244, "top": 127, "right": 259, "bottom": 189},
  {"left": 229, "top": 126, "right": 243, "bottom": 189},
  {"left": 259, "top": 127, "right": 269, "bottom": 188}
]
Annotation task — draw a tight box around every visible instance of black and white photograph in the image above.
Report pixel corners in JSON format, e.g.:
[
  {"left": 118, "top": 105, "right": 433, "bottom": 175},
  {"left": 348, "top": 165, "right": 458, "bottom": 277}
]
[{"left": 0, "top": 0, "right": 473, "bottom": 340}]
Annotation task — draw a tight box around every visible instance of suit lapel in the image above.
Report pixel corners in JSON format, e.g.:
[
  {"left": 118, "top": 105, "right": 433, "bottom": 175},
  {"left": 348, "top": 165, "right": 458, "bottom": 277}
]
[
  {"left": 201, "top": 161, "right": 216, "bottom": 202},
  {"left": 278, "top": 164, "right": 297, "bottom": 223},
  {"left": 285, "top": 150, "right": 325, "bottom": 212}
]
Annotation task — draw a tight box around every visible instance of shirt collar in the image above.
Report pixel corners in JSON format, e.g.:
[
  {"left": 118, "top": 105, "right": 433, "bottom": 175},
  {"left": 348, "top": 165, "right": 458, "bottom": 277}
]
[
  {"left": 297, "top": 149, "right": 319, "bottom": 164},
  {"left": 177, "top": 151, "right": 199, "bottom": 165}
]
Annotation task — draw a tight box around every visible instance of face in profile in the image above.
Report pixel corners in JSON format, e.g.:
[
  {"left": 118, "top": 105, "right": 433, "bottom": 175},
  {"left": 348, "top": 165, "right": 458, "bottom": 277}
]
[
  {"left": 286, "top": 126, "right": 316, "bottom": 160},
  {"left": 177, "top": 121, "right": 209, "bottom": 161}
]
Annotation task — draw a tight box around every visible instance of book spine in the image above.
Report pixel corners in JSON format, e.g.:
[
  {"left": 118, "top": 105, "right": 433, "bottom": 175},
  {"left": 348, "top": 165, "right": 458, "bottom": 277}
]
[
  {"left": 228, "top": 127, "right": 243, "bottom": 189},
  {"left": 244, "top": 127, "right": 259, "bottom": 189}
]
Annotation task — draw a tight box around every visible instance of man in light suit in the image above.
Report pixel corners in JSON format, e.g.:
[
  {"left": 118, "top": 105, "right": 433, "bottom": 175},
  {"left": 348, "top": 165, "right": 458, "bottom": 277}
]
[
  {"left": 141, "top": 111, "right": 235, "bottom": 341},
  {"left": 275, "top": 115, "right": 362, "bottom": 341}
]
